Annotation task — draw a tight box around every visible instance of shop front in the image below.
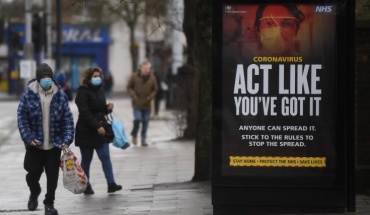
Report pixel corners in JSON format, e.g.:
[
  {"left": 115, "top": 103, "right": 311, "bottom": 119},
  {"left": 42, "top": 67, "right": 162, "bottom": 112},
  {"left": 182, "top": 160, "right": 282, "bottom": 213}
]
[{"left": 4, "top": 24, "right": 109, "bottom": 94}]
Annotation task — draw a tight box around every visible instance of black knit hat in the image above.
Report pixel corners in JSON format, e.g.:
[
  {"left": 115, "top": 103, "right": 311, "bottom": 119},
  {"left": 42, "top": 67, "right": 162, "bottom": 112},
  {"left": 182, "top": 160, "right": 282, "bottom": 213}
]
[{"left": 36, "top": 63, "right": 54, "bottom": 83}]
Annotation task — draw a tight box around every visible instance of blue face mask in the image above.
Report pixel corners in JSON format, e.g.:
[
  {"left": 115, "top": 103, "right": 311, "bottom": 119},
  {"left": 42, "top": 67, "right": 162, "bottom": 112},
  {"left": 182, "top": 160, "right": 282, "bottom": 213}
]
[
  {"left": 40, "top": 77, "right": 52, "bottom": 89},
  {"left": 91, "top": 77, "right": 102, "bottom": 86}
]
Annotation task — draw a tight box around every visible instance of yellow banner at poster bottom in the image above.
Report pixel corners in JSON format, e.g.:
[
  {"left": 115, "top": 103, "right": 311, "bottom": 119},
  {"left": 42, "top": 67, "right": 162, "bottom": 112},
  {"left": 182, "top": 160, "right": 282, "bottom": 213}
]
[{"left": 229, "top": 156, "right": 326, "bottom": 167}]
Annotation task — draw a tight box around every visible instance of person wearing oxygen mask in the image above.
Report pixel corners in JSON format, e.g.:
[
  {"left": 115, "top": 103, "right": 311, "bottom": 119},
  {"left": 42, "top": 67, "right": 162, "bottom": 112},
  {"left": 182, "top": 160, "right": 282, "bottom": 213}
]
[{"left": 254, "top": 5, "right": 305, "bottom": 56}]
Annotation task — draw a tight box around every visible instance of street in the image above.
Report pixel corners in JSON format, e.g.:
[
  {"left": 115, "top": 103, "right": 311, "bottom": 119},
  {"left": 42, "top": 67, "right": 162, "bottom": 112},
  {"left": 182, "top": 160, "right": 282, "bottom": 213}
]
[
  {"left": 0, "top": 97, "right": 212, "bottom": 215},
  {"left": 1, "top": 97, "right": 370, "bottom": 214}
]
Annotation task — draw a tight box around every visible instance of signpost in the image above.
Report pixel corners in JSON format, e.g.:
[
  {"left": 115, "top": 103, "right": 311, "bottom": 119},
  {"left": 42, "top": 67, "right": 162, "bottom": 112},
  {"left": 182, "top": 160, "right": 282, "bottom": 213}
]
[
  {"left": 19, "top": 59, "right": 35, "bottom": 79},
  {"left": 212, "top": 0, "right": 355, "bottom": 214}
]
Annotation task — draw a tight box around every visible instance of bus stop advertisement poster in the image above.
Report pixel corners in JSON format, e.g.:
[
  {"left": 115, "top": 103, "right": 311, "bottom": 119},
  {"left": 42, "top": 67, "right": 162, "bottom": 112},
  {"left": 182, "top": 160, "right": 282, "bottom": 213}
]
[{"left": 221, "top": 4, "right": 341, "bottom": 187}]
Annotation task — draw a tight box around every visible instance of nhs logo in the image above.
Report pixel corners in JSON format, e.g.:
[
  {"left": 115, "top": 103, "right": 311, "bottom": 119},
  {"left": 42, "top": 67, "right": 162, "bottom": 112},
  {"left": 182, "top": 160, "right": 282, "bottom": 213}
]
[{"left": 315, "top": 5, "right": 333, "bottom": 13}]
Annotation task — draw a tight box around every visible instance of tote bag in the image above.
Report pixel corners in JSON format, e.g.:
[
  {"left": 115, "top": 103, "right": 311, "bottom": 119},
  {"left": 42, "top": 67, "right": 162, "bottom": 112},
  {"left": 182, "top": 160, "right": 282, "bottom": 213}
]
[{"left": 107, "top": 113, "right": 130, "bottom": 149}]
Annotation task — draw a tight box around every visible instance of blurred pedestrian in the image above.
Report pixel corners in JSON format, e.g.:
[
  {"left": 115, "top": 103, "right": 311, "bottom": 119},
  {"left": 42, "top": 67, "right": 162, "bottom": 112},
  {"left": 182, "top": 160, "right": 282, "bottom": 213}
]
[
  {"left": 56, "top": 73, "right": 73, "bottom": 101},
  {"left": 127, "top": 60, "right": 158, "bottom": 146},
  {"left": 152, "top": 70, "right": 167, "bottom": 119},
  {"left": 74, "top": 67, "right": 122, "bottom": 195},
  {"left": 17, "top": 63, "right": 74, "bottom": 215},
  {"left": 103, "top": 71, "right": 114, "bottom": 98}
]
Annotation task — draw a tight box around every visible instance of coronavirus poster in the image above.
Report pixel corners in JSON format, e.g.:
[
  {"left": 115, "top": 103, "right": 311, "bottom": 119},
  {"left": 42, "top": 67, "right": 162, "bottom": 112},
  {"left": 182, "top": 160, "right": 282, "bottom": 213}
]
[{"left": 221, "top": 4, "right": 338, "bottom": 185}]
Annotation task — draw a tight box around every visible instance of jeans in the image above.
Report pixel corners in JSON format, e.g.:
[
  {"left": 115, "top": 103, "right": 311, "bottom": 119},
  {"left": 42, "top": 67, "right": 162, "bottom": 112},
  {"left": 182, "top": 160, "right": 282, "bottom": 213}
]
[
  {"left": 79, "top": 143, "right": 115, "bottom": 184},
  {"left": 24, "top": 147, "right": 61, "bottom": 205},
  {"left": 130, "top": 108, "right": 151, "bottom": 140}
]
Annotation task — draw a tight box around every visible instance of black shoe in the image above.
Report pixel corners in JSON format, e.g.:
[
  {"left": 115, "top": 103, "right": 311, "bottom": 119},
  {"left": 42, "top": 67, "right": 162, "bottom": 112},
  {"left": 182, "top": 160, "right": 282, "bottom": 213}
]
[
  {"left": 108, "top": 182, "right": 122, "bottom": 193},
  {"left": 28, "top": 188, "right": 41, "bottom": 211},
  {"left": 83, "top": 184, "right": 94, "bottom": 195},
  {"left": 45, "top": 204, "right": 58, "bottom": 215}
]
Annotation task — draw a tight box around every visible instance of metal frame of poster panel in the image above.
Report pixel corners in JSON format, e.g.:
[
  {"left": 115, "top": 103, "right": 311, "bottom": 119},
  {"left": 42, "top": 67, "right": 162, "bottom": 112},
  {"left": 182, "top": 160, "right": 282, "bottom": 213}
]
[
  {"left": 343, "top": 0, "right": 355, "bottom": 212},
  {"left": 212, "top": 0, "right": 355, "bottom": 214}
]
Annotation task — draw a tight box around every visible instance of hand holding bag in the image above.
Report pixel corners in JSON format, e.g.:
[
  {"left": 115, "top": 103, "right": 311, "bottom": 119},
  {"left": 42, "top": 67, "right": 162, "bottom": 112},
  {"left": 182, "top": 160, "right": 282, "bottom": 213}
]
[
  {"left": 107, "top": 113, "right": 130, "bottom": 149},
  {"left": 60, "top": 147, "right": 88, "bottom": 194},
  {"left": 100, "top": 113, "right": 114, "bottom": 143}
]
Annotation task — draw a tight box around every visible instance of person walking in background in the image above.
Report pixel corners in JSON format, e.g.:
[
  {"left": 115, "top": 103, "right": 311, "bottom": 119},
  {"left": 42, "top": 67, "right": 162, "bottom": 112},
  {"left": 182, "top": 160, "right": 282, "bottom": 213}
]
[
  {"left": 17, "top": 63, "right": 74, "bottom": 215},
  {"left": 152, "top": 70, "right": 168, "bottom": 119},
  {"left": 56, "top": 73, "right": 73, "bottom": 101},
  {"left": 103, "top": 71, "right": 114, "bottom": 98},
  {"left": 127, "top": 60, "right": 158, "bottom": 146},
  {"left": 74, "top": 67, "right": 122, "bottom": 195}
]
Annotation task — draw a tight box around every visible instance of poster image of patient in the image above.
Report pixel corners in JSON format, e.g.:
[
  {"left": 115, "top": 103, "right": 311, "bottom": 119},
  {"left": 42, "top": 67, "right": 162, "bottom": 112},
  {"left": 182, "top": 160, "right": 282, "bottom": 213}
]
[{"left": 223, "top": 4, "right": 336, "bottom": 59}]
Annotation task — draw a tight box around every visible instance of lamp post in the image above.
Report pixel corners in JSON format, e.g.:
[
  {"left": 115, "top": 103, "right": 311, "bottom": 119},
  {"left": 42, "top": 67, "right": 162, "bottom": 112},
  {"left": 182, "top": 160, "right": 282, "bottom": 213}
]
[
  {"left": 20, "top": 0, "right": 34, "bottom": 95},
  {"left": 55, "top": 0, "right": 61, "bottom": 72}
]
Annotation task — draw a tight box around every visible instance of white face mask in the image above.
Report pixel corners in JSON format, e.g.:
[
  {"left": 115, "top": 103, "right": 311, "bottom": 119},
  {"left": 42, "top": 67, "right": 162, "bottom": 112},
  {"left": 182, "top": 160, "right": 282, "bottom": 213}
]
[{"left": 260, "top": 26, "right": 295, "bottom": 55}]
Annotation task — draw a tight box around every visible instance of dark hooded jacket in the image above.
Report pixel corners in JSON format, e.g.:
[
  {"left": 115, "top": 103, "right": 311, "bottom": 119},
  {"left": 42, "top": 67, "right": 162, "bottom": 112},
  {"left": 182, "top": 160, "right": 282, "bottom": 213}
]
[{"left": 74, "top": 82, "right": 112, "bottom": 148}]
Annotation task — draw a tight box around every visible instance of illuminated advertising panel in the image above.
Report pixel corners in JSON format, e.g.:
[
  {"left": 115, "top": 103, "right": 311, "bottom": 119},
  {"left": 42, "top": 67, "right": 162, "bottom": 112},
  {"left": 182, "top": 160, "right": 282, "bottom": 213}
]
[
  {"left": 221, "top": 4, "right": 339, "bottom": 186},
  {"left": 213, "top": 0, "right": 355, "bottom": 213}
]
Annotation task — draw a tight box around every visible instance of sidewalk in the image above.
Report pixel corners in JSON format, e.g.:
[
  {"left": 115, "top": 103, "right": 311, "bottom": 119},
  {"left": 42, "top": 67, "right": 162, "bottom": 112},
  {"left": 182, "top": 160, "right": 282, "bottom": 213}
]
[
  {"left": 0, "top": 97, "right": 212, "bottom": 215},
  {"left": 0, "top": 92, "right": 18, "bottom": 101},
  {"left": 2, "top": 96, "right": 370, "bottom": 214}
]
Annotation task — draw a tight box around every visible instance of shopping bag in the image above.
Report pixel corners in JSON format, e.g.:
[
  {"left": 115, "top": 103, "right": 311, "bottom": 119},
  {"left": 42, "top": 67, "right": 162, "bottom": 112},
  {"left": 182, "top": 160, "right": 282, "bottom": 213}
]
[
  {"left": 101, "top": 118, "right": 115, "bottom": 143},
  {"left": 60, "top": 148, "right": 88, "bottom": 194},
  {"left": 108, "top": 113, "right": 130, "bottom": 149}
]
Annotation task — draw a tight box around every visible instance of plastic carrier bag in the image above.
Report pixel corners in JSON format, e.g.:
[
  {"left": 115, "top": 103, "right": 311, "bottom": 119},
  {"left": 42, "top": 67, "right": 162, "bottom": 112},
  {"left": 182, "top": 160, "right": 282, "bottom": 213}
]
[
  {"left": 107, "top": 113, "right": 130, "bottom": 149},
  {"left": 60, "top": 147, "right": 88, "bottom": 194}
]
